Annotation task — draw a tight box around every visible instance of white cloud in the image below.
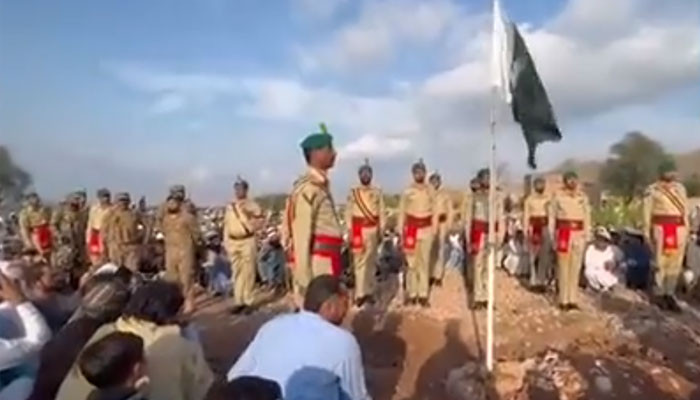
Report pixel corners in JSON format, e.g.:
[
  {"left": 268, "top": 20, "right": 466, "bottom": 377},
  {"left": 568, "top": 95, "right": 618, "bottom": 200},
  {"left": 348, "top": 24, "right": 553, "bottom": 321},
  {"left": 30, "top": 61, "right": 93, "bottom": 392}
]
[
  {"left": 293, "top": 0, "right": 348, "bottom": 21},
  {"left": 151, "top": 92, "right": 187, "bottom": 114},
  {"left": 339, "top": 134, "right": 413, "bottom": 160}
]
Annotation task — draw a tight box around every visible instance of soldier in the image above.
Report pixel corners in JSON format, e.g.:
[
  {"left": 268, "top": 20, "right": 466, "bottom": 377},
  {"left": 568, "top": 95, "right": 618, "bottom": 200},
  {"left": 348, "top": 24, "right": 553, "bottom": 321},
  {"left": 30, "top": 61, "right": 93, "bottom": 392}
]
[
  {"left": 51, "top": 192, "right": 86, "bottom": 285},
  {"left": 398, "top": 159, "right": 437, "bottom": 308},
  {"left": 346, "top": 159, "right": 385, "bottom": 307},
  {"left": 523, "top": 176, "right": 552, "bottom": 291},
  {"left": 429, "top": 171, "right": 454, "bottom": 287},
  {"left": 464, "top": 169, "right": 505, "bottom": 310},
  {"left": 643, "top": 160, "right": 689, "bottom": 312},
  {"left": 549, "top": 171, "right": 591, "bottom": 311},
  {"left": 86, "top": 188, "right": 112, "bottom": 266},
  {"left": 102, "top": 192, "right": 140, "bottom": 272},
  {"left": 154, "top": 185, "right": 195, "bottom": 235},
  {"left": 224, "top": 177, "right": 264, "bottom": 314},
  {"left": 162, "top": 195, "right": 200, "bottom": 313},
  {"left": 285, "top": 123, "right": 343, "bottom": 297},
  {"left": 18, "top": 192, "right": 53, "bottom": 260}
]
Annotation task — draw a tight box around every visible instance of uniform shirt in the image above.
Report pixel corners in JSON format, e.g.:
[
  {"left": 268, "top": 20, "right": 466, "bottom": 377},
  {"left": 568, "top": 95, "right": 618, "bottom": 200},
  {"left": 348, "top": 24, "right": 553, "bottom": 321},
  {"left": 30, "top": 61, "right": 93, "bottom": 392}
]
[
  {"left": 642, "top": 181, "right": 689, "bottom": 238},
  {"left": 288, "top": 168, "right": 343, "bottom": 272},
  {"left": 102, "top": 208, "right": 140, "bottom": 245},
  {"left": 161, "top": 210, "right": 200, "bottom": 249},
  {"left": 86, "top": 203, "right": 111, "bottom": 232},
  {"left": 227, "top": 311, "right": 370, "bottom": 400},
  {"left": 18, "top": 206, "right": 51, "bottom": 248},
  {"left": 397, "top": 182, "right": 437, "bottom": 233},
  {"left": 463, "top": 189, "right": 505, "bottom": 240},
  {"left": 223, "top": 199, "right": 263, "bottom": 240},
  {"left": 548, "top": 188, "right": 591, "bottom": 239},
  {"left": 433, "top": 187, "right": 454, "bottom": 229},
  {"left": 345, "top": 184, "right": 385, "bottom": 230},
  {"left": 51, "top": 205, "right": 82, "bottom": 243},
  {"left": 522, "top": 191, "right": 550, "bottom": 234}
]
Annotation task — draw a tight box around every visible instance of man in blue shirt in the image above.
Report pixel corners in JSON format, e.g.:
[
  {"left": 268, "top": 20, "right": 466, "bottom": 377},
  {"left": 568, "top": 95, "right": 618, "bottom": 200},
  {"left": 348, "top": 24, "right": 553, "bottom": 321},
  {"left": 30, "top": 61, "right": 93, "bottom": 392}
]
[{"left": 227, "top": 275, "right": 370, "bottom": 400}]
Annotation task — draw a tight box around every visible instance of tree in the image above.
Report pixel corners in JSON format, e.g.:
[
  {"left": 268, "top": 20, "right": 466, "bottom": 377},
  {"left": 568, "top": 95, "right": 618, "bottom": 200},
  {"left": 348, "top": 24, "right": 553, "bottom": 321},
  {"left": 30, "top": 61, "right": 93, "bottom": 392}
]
[
  {"left": 599, "top": 132, "right": 672, "bottom": 203},
  {"left": 684, "top": 173, "right": 700, "bottom": 197},
  {"left": 0, "top": 146, "right": 32, "bottom": 211}
]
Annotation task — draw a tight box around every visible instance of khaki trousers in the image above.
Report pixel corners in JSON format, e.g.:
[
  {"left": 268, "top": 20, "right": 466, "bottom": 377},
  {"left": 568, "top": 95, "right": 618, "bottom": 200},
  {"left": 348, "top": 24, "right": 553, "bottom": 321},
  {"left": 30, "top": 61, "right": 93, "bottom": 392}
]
[
  {"left": 555, "top": 231, "right": 585, "bottom": 306},
  {"left": 431, "top": 223, "right": 449, "bottom": 281},
  {"left": 229, "top": 237, "right": 257, "bottom": 306},
  {"left": 405, "top": 227, "right": 433, "bottom": 299},
  {"left": 164, "top": 245, "right": 195, "bottom": 293},
  {"left": 652, "top": 225, "right": 688, "bottom": 296},
  {"left": 352, "top": 226, "right": 380, "bottom": 299},
  {"left": 107, "top": 244, "right": 140, "bottom": 272}
]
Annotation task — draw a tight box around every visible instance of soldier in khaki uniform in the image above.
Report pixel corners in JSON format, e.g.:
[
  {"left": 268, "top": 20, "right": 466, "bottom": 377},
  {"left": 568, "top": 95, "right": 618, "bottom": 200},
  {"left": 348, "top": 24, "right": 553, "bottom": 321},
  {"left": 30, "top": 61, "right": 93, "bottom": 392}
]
[
  {"left": 162, "top": 195, "right": 201, "bottom": 313},
  {"left": 346, "top": 159, "right": 385, "bottom": 307},
  {"left": 102, "top": 192, "right": 141, "bottom": 272},
  {"left": 643, "top": 160, "right": 689, "bottom": 312},
  {"left": 285, "top": 123, "right": 343, "bottom": 296},
  {"left": 154, "top": 185, "right": 196, "bottom": 235},
  {"left": 549, "top": 171, "right": 591, "bottom": 310},
  {"left": 86, "top": 188, "right": 112, "bottom": 266},
  {"left": 18, "top": 192, "right": 53, "bottom": 261},
  {"left": 398, "top": 159, "right": 437, "bottom": 308},
  {"left": 523, "top": 177, "right": 552, "bottom": 291},
  {"left": 224, "top": 177, "right": 264, "bottom": 314},
  {"left": 51, "top": 192, "right": 86, "bottom": 284},
  {"left": 464, "top": 169, "right": 505, "bottom": 310},
  {"left": 429, "top": 172, "right": 454, "bottom": 287}
]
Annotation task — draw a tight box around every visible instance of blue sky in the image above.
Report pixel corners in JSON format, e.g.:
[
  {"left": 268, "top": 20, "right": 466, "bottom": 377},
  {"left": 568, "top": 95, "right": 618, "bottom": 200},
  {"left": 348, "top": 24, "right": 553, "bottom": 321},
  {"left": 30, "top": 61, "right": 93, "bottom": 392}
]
[{"left": 1, "top": 0, "right": 698, "bottom": 204}]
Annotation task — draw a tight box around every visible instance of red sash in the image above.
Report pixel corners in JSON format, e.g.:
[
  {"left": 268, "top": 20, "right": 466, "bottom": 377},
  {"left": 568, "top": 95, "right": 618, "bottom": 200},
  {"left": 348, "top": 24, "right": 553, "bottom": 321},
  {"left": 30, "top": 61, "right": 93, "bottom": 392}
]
[
  {"left": 311, "top": 235, "right": 343, "bottom": 276},
  {"left": 469, "top": 220, "right": 490, "bottom": 255},
  {"left": 32, "top": 224, "right": 52, "bottom": 252},
  {"left": 653, "top": 215, "right": 683, "bottom": 251},
  {"left": 88, "top": 229, "right": 103, "bottom": 256},
  {"left": 403, "top": 215, "right": 432, "bottom": 251},
  {"left": 529, "top": 216, "right": 548, "bottom": 247},
  {"left": 350, "top": 217, "right": 377, "bottom": 251},
  {"left": 555, "top": 219, "right": 583, "bottom": 253}
]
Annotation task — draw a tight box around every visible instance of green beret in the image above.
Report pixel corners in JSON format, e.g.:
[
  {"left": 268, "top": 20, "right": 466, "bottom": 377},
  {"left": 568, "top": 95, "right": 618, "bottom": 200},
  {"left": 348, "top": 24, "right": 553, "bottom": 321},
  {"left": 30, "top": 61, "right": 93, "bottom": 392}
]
[
  {"left": 477, "top": 168, "right": 490, "bottom": 180},
  {"left": 658, "top": 159, "right": 676, "bottom": 175},
  {"left": 300, "top": 123, "right": 333, "bottom": 151},
  {"left": 563, "top": 170, "right": 578, "bottom": 180},
  {"left": 115, "top": 192, "right": 130, "bottom": 202}
]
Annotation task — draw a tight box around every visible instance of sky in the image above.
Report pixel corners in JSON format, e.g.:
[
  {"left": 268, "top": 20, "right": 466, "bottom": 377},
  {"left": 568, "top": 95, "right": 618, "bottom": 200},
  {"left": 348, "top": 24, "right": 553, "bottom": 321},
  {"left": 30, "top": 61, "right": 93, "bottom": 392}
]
[{"left": 1, "top": 0, "right": 698, "bottom": 204}]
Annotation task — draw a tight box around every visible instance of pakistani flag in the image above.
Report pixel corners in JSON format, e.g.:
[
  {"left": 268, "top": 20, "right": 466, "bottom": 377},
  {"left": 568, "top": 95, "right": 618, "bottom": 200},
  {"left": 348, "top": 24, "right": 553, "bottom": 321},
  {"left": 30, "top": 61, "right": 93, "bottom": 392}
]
[{"left": 492, "top": 0, "right": 561, "bottom": 169}]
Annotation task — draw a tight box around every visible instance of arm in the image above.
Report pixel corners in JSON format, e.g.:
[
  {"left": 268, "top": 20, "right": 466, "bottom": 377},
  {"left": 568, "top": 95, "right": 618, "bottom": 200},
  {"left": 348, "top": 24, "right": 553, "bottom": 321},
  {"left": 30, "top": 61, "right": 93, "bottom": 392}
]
[
  {"left": 85, "top": 205, "right": 95, "bottom": 242},
  {"left": 181, "top": 339, "right": 214, "bottom": 400},
  {"left": 18, "top": 211, "right": 33, "bottom": 249},
  {"left": 680, "top": 185, "right": 689, "bottom": 228},
  {"left": 522, "top": 197, "right": 531, "bottom": 239},
  {"left": 446, "top": 194, "right": 456, "bottom": 232},
  {"left": 431, "top": 191, "right": 439, "bottom": 233},
  {"left": 345, "top": 191, "right": 354, "bottom": 233},
  {"left": 582, "top": 194, "right": 592, "bottom": 242},
  {"left": 497, "top": 194, "right": 507, "bottom": 244},
  {"left": 397, "top": 192, "right": 406, "bottom": 237},
  {"left": 378, "top": 190, "right": 386, "bottom": 233},
  {"left": 548, "top": 196, "right": 556, "bottom": 243},
  {"left": 642, "top": 186, "right": 653, "bottom": 241},
  {"left": 292, "top": 187, "right": 316, "bottom": 275},
  {"left": 222, "top": 207, "right": 233, "bottom": 254},
  {"left": 189, "top": 214, "right": 201, "bottom": 246},
  {"left": 339, "top": 339, "right": 372, "bottom": 400},
  {"left": 0, "top": 302, "right": 52, "bottom": 371}
]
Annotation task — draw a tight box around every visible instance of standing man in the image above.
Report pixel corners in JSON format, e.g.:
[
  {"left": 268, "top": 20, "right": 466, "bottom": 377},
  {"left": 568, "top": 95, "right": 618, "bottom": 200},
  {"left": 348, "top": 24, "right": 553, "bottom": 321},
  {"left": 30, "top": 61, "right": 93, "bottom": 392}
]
[
  {"left": 224, "top": 177, "right": 264, "bottom": 314},
  {"left": 523, "top": 177, "right": 552, "bottom": 292},
  {"left": 464, "top": 169, "right": 505, "bottom": 310},
  {"left": 285, "top": 123, "right": 343, "bottom": 297},
  {"left": 86, "top": 188, "right": 112, "bottom": 266},
  {"left": 51, "top": 192, "right": 85, "bottom": 285},
  {"left": 643, "top": 160, "right": 689, "bottom": 312},
  {"left": 18, "top": 192, "right": 53, "bottom": 261},
  {"left": 398, "top": 159, "right": 437, "bottom": 308},
  {"left": 346, "top": 159, "right": 385, "bottom": 307},
  {"left": 102, "top": 192, "right": 140, "bottom": 272},
  {"left": 549, "top": 171, "right": 591, "bottom": 311},
  {"left": 162, "top": 195, "right": 200, "bottom": 313},
  {"left": 429, "top": 172, "right": 454, "bottom": 287}
]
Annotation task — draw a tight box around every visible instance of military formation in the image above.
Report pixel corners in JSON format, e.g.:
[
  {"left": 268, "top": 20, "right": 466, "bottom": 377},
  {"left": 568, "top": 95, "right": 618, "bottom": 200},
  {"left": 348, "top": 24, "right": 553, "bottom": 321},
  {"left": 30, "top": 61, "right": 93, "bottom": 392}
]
[{"left": 11, "top": 125, "right": 692, "bottom": 315}]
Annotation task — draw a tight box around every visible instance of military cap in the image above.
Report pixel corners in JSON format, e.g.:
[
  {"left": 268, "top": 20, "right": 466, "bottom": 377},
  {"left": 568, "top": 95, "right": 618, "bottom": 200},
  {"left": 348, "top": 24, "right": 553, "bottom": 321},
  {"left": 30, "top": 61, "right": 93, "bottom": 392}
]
[
  {"left": 115, "top": 192, "right": 130, "bottom": 202},
  {"left": 300, "top": 123, "right": 333, "bottom": 151},
  {"left": 657, "top": 158, "right": 677, "bottom": 175},
  {"left": 358, "top": 158, "right": 372, "bottom": 173},
  {"left": 66, "top": 192, "right": 81, "bottom": 201},
  {"left": 563, "top": 170, "right": 578, "bottom": 180},
  {"left": 477, "top": 168, "right": 490, "bottom": 180},
  {"left": 533, "top": 176, "right": 546, "bottom": 183},
  {"left": 76, "top": 188, "right": 87, "bottom": 197},
  {"left": 97, "top": 188, "right": 111, "bottom": 198},
  {"left": 169, "top": 184, "right": 186, "bottom": 194},
  {"left": 234, "top": 175, "right": 249, "bottom": 190},
  {"left": 412, "top": 158, "right": 426, "bottom": 172},
  {"left": 24, "top": 191, "right": 38, "bottom": 199},
  {"left": 429, "top": 171, "right": 441, "bottom": 181}
]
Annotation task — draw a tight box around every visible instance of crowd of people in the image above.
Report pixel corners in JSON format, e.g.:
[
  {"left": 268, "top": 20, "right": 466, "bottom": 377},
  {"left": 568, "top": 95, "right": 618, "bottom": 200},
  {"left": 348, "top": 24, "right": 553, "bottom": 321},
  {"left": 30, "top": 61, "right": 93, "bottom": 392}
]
[{"left": 2, "top": 125, "right": 700, "bottom": 400}]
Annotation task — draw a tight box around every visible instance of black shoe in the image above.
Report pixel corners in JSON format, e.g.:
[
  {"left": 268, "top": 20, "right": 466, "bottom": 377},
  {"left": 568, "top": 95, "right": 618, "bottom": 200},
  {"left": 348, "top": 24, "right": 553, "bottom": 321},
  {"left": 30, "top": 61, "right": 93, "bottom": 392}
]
[
  {"left": 666, "top": 296, "right": 682, "bottom": 313},
  {"left": 567, "top": 304, "right": 580, "bottom": 311},
  {"left": 418, "top": 298, "right": 430, "bottom": 308},
  {"left": 471, "top": 301, "right": 487, "bottom": 310},
  {"left": 652, "top": 296, "right": 669, "bottom": 310},
  {"left": 433, "top": 279, "right": 443, "bottom": 288},
  {"left": 355, "top": 297, "right": 367, "bottom": 308},
  {"left": 531, "top": 285, "right": 546, "bottom": 294},
  {"left": 404, "top": 298, "right": 415, "bottom": 307}
]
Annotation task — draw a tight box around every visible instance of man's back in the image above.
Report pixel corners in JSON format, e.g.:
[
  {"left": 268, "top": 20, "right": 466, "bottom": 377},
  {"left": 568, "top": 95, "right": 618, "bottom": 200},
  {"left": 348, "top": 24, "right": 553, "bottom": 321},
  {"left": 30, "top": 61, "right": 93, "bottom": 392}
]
[{"left": 228, "top": 311, "right": 369, "bottom": 400}]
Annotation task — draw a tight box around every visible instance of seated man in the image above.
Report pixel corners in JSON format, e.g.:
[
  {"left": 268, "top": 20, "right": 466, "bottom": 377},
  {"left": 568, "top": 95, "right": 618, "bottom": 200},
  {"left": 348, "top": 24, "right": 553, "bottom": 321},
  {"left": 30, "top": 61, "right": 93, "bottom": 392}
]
[
  {"left": 584, "top": 227, "right": 620, "bottom": 292},
  {"left": 227, "top": 275, "right": 370, "bottom": 400}
]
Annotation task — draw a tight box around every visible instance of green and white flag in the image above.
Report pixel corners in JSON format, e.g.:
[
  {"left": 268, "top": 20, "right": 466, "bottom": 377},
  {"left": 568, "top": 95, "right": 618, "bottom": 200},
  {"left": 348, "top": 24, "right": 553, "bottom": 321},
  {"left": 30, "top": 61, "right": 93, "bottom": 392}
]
[{"left": 491, "top": 0, "right": 561, "bottom": 169}]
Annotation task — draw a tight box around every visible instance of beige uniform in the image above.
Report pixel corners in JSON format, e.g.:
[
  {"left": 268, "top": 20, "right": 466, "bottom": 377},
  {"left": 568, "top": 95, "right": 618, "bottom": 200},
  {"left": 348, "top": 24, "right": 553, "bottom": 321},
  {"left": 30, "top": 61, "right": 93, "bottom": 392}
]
[
  {"left": 549, "top": 189, "right": 591, "bottom": 306},
  {"left": 346, "top": 184, "right": 385, "bottom": 299},
  {"left": 286, "top": 168, "right": 343, "bottom": 294},
  {"left": 224, "top": 198, "right": 263, "bottom": 306},
  {"left": 18, "top": 205, "right": 53, "bottom": 256},
  {"left": 464, "top": 190, "right": 505, "bottom": 303},
  {"left": 643, "top": 181, "right": 689, "bottom": 296},
  {"left": 398, "top": 183, "right": 437, "bottom": 299},
  {"left": 523, "top": 192, "right": 552, "bottom": 287},
  {"left": 431, "top": 187, "right": 454, "bottom": 281},
  {"left": 162, "top": 210, "right": 200, "bottom": 293},
  {"left": 86, "top": 203, "right": 112, "bottom": 262},
  {"left": 103, "top": 208, "right": 141, "bottom": 271}
]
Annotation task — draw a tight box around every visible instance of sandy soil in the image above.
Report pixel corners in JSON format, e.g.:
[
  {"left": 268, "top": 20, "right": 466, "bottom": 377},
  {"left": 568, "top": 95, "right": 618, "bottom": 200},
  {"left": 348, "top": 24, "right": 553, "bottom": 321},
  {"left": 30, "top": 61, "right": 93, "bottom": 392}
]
[{"left": 192, "top": 269, "right": 700, "bottom": 400}]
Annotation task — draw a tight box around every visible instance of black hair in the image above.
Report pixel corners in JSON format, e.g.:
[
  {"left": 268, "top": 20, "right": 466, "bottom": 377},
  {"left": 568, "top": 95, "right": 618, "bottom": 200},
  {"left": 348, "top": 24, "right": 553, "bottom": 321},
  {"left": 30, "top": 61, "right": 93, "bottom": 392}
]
[
  {"left": 79, "top": 332, "right": 144, "bottom": 389},
  {"left": 303, "top": 148, "right": 312, "bottom": 164},
  {"left": 222, "top": 376, "right": 281, "bottom": 400},
  {"left": 122, "top": 280, "right": 183, "bottom": 325},
  {"left": 303, "top": 275, "right": 343, "bottom": 313}
]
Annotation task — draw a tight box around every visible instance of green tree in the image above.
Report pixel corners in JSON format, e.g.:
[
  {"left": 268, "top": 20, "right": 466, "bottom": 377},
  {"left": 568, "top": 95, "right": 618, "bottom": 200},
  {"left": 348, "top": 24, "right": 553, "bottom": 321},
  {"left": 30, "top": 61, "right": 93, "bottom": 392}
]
[
  {"left": 599, "top": 132, "right": 672, "bottom": 203},
  {"left": 0, "top": 146, "right": 32, "bottom": 210},
  {"left": 684, "top": 173, "right": 700, "bottom": 197}
]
